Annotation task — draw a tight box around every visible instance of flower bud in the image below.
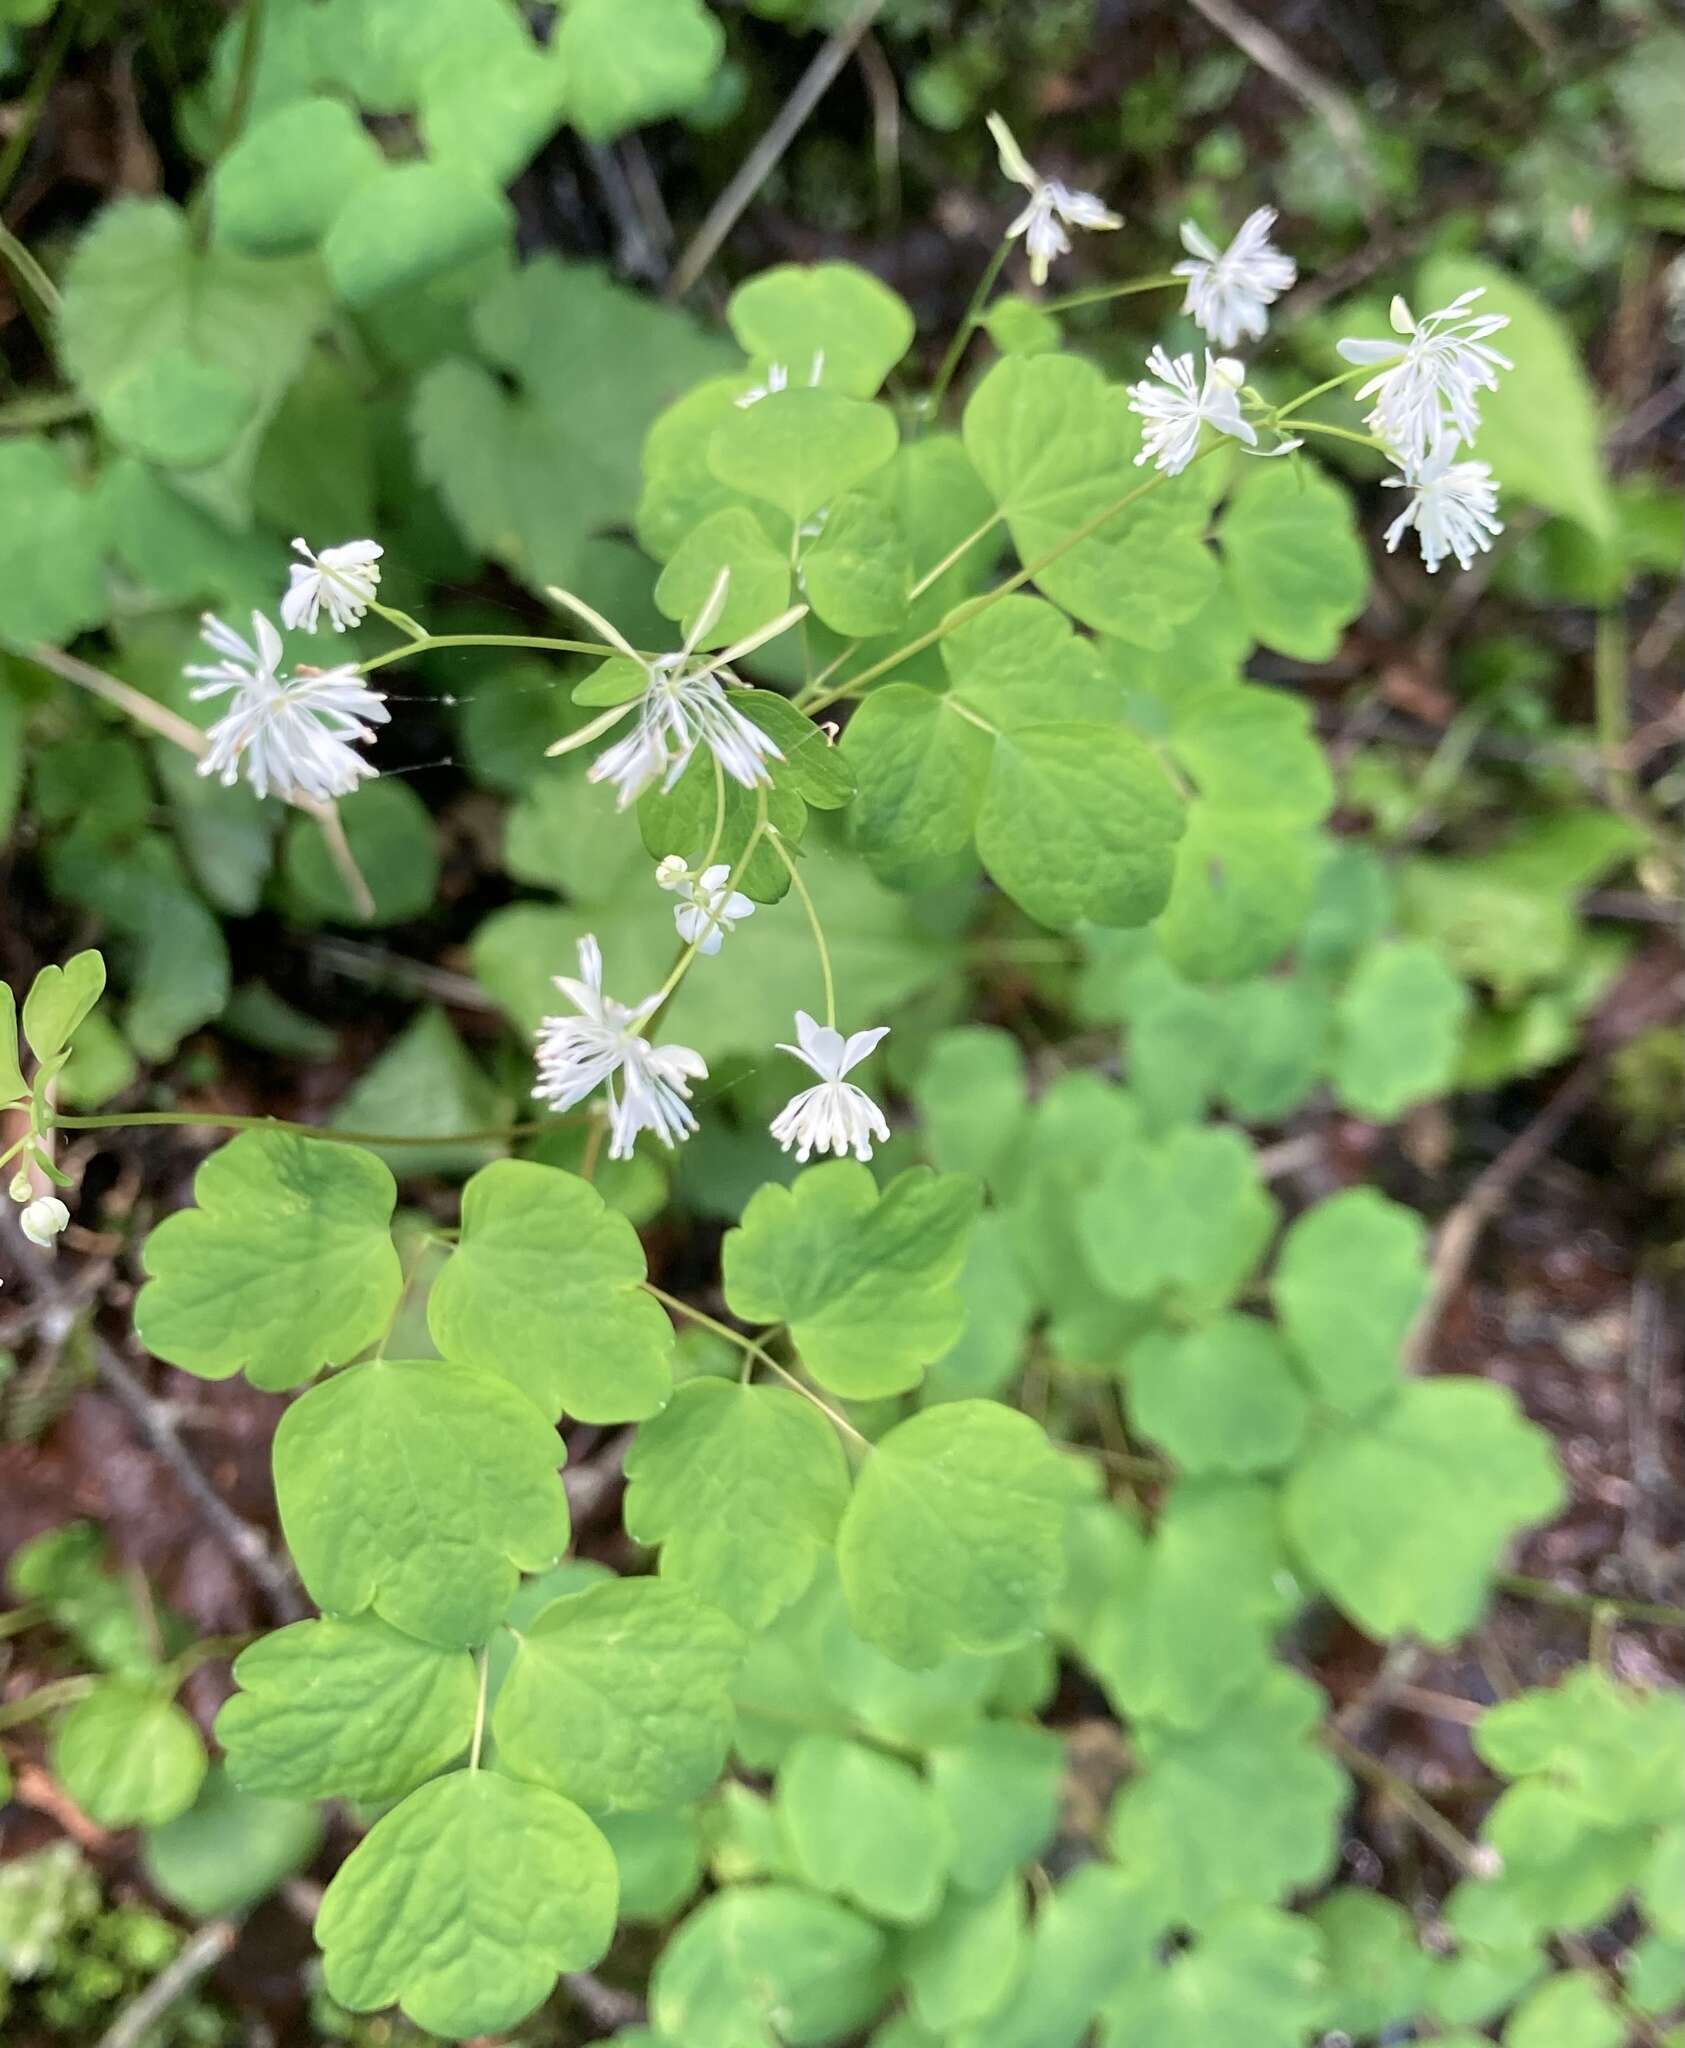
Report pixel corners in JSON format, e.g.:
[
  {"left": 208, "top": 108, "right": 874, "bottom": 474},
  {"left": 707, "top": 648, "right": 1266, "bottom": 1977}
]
[{"left": 19, "top": 1196, "right": 70, "bottom": 1248}]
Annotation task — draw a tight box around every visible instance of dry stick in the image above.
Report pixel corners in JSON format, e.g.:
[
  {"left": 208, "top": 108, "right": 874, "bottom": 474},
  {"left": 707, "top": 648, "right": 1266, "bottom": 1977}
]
[
  {"left": 666, "top": 0, "right": 890, "bottom": 300},
  {"left": 1405, "top": 972, "right": 1685, "bottom": 1371},
  {"left": 95, "top": 1921, "right": 239, "bottom": 2048},
  {"left": 94, "top": 1340, "right": 307, "bottom": 1622},
  {"left": 1325, "top": 1726, "right": 1494, "bottom": 1879},
  {"left": 26, "top": 642, "right": 377, "bottom": 920}
]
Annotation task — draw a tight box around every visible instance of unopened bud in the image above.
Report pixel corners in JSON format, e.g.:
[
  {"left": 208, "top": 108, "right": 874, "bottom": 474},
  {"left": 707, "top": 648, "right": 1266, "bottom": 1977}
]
[{"left": 19, "top": 1196, "right": 70, "bottom": 1248}]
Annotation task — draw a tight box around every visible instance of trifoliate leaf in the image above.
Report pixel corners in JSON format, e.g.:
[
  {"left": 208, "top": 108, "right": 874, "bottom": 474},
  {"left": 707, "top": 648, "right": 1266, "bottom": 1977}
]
[
  {"left": 963, "top": 1863, "right": 1165, "bottom": 2048},
  {"left": 1474, "top": 1666, "right": 1685, "bottom": 1830},
  {"left": 1272, "top": 1188, "right": 1427, "bottom": 1416},
  {"left": 492, "top": 1579, "right": 744, "bottom": 1812},
  {"left": 728, "top": 264, "right": 915, "bottom": 398},
  {"left": 709, "top": 388, "right": 900, "bottom": 526},
  {"left": 274, "top": 1358, "right": 569, "bottom": 1648},
  {"left": 835, "top": 1400, "right": 1073, "bottom": 1667},
  {"left": 652, "top": 1885, "right": 891, "bottom": 2048},
  {"left": 555, "top": 0, "right": 724, "bottom": 140},
  {"left": 1218, "top": 460, "right": 1368, "bottom": 661},
  {"left": 1101, "top": 1905, "right": 1327, "bottom": 2048},
  {"left": 1078, "top": 1124, "right": 1275, "bottom": 1319},
  {"left": 963, "top": 353, "right": 1217, "bottom": 649},
  {"left": 317, "top": 1769, "right": 618, "bottom": 2039},
  {"left": 142, "top": 1767, "right": 323, "bottom": 1918},
  {"left": 656, "top": 505, "right": 790, "bottom": 646},
  {"left": 212, "top": 96, "right": 385, "bottom": 253},
  {"left": 1284, "top": 1379, "right": 1565, "bottom": 1643},
  {"left": 21, "top": 949, "right": 106, "bottom": 1063},
  {"left": 623, "top": 1377, "right": 853, "bottom": 1630},
  {"left": 134, "top": 1130, "right": 401, "bottom": 1391},
  {"left": 777, "top": 1734, "right": 953, "bottom": 1925},
  {"left": 1108, "top": 1667, "right": 1344, "bottom": 1926},
  {"left": 427, "top": 1159, "right": 673, "bottom": 1422},
  {"left": 802, "top": 492, "right": 912, "bottom": 636},
  {"left": 927, "top": 1723, "right": 1064, "bottom": 1896},
  {"left": 0, "top": 438, "right": 110, "bottom": 645},
  {"left": 905, "top": 1879, "right": 1027, "bottom": 2031},
  {"left": 51, "top": 1680, "right": 206, "bottom": 1827},
  {"left": 1332, "top": 938, "right": 1471, "bottom": 1120},
  {"left": 1311, "top": 1890, "right": 1435, "bottom": 2039},
  {"left": 217, "top": 1614, "right": 478, "bottom": 1804},
  {"left": 724, "top": 1163, "right": 980, "bottom": 1399},
  {"left": 1123, "top": 1315, "right": 1309, "bottom": 1475}
]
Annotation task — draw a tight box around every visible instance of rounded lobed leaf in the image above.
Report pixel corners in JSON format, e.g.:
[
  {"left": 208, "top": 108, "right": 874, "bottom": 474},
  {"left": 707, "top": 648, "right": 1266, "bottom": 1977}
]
[
  {"left": 727, "top": 263, "right": 915, "bottom": 398},
  {"left": 776, "top": 1734, "right": 953, "bottom": 1926},
  {"left": 52, "top": 1679, "right": 207, "bottom": 1828}
]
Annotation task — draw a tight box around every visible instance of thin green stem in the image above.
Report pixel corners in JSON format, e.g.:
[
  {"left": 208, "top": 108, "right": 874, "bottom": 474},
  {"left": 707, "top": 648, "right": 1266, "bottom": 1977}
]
[
  {"left": 0, "top": 1674, "right": 94, "bottom": 1732},
  {"left": 762, "top": 1354, "right": 870, "bottom": 1450},
  {"left": 1286, "top": 418, "right": 1388, "bottom": 453},
  {"left": 469, "top": 1648, "right": 490, "bottom": 1770},
  {"left": 906, "top": 509, "right": 1005, "bottom": 603},
  {"left": 1500, "top": 1573, "right": 1685, "bottom": 1631},
  {"left": 924, "top": 237, "right": 1011, "bottom": 419},
  {"left": 766, "top": 829, "right": 835, "bottom": 1027},
  {"left": 358, "top": 632, "right": 616, "bottom": 678},
  {"left": 643, "top": 1286, "right": 781, "bottom": 1370},
  {"left": 0, "top": 388, "right": 89, "bottom": 431},
  {"left": 698, "top": 754, "right": 728, "bottom": 876},
  {"left": 0, "top": 217, "right": 60, "bottom": 340},
  {"left": 1593, "top": 609, "right": 1633, "bottom": 811},
  {"left": 368, "top": 597, "right": 428, "bottom": 642},
  {"left": 0, "top": 0, "right": 77, "bottom": 207},
  {"left": 1039, "top": 272, "right": 1180, "bottom": 316},
  {"left": 1273, "top": 363, "right": 1369, "bottom": 425},
  {"left": 55, "top": 1110, "right": 561, "bottom": 1146}
]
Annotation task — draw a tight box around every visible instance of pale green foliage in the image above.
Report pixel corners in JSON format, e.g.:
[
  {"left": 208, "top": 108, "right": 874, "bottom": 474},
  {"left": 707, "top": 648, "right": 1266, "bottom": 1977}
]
[
  {"left": 778, "top": 1734, "right": 953, "bottom": 1923},
  {"left": 51, "top": 1680, "right": 206, "bottom": 1827},
  {"left": 142, "top": 1767, "right": 324, "bottom": 1919}
]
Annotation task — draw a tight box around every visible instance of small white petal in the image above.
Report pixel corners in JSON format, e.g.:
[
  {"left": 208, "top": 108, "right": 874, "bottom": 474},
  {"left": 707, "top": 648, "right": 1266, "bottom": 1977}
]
[
  {"left": 1337, "top": 291, "right": 1514, "bottom": 466},
  {"left": 1382, "top": 436, "right": 1503, "bottom": 573}
]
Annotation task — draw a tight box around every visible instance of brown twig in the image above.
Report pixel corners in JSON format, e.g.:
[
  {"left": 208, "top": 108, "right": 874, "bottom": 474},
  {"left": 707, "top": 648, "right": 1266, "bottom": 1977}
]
[{"left": 96, "top": 1920, "right": 238, "bottom": 2048}]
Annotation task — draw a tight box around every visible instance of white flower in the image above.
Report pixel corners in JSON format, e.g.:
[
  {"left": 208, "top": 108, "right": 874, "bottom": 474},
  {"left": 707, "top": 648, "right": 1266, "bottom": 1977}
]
[
  {"left": 769, "top": 1012, "right": 891, "bottom": 1164},
  {"left": 281, "top": 537, "right": 384, "bottom": 634},
  {"left": 1383, "top": 435, "right": 1504, "bottom": 572},
  {"left": 987, "top": 111, "right": 1121, "bottom": 288},
  {"left": 186, "top": 612, "right": 389, "bottom": 803},
  {"left": 1128, "top": 347, "right": 1258, "bottom": 474},
  {"left": 736, "top": 351, "right": 825, "bottom": 409},
  {"left": 19, "top": 1196, "right": 69, "bottom": 1248},
  {"left": 1337, "top": 289, "right": 1513, "bottom": 465},
  {"left": 532, "top": 936, "right": 708, "bottom": 1160},
  {"left": 1173, "top": 206, "right": 1296, "bottom": 348},
  {"left": 545, "top": 569, "right": 805, "bottom": 811},
  {"left": 656, "top": 859, "right": 755, "bottom": 956}
]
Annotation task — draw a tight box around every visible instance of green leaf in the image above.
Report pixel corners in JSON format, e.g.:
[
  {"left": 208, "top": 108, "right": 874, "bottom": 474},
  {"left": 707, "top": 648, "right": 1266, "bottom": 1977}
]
[
  {"left": 1123, "top": 1315, "right": 1309, "bottom": 1475},
  {"left": 962, "top": 353, "right": 1218, "bottom": 649},
  {"left": 803, "top": 492, "right": 912, "bottom": 637},
  {"left": 913, "top": 1027, "right": 1029, "bottom": 1189},
  {"left": 58, "top": 198, "right": 323, "bottom": 518},
  {"left": 724, "top": 1163, "right": 980, "bottom": 1399},
  {"left": 1609, "top": 29, "right": 1685, "bottom": 189},
  {"left": 317, "top": 1769, "right": 617, "bottom": 2038},
  {"left": 1218, "top": 461, "right": 1368, "bottom": 661},
  {"left": 331, "top": 1007, "right": 509, "bottom": 1179},
  {"left": 926, "top": 1722, "right": 1064, "bottom": 1896},
  {"left": 1417, "top": 255, "right": 1614, "bottom": 543},
  {"left": 134, "top": 1130, "right": 401, "bottom": 1391},
  {"left": 1153, "top": 808, "right": 1321, "bottom": 983},
  {"left": 656, "top": 506, "right": 790, "bottom": 646},
  {"left": 0, "top": 439, "right": 110, "bottom": 645},
  {"left": 1271, "top": 1188, "right": 1427, "bottom": 1416},
  {"left": 1332, "top": 938, "right": 1470, "bottom": 1120},
  {"left": 1475, "top": 1665, "right": 1685, "bottom": 1829},
  {"left": 217, "top": 1614, "right": 478, "bottom": 1803},
  {"left": 977, "top": 722, "right": 1185, "bottom": 930},
  {"left": 1284, "top": 1379, "right": 1565, "bottom": 1644},
  {"left": 556, "top": 0, "right": 723, "bottom": 140},
  {"left": 427, "top": 1159, "right": 673, "bottom": 1422},
  {"left": 623, "top": 1377, "right": 853, "bottom": 1630},
  {"left": 843, "top": 682, "right": 993, "bottom": 868},
  {"left": 599, "top": 1806, "right": 704, "bottom": 1923},
  {"left": 492, "top": 1579, "right": 744, "bottom": 1811},
  {"left": 1107, "top": 1667, "right": 1344, "bottom": 1926},
  {"left": 7, "top": 1523, "right": 155, "bottom": 1674},
  {"left": 964, "top": 1863, "right": 1164, "bottom": 2048},
  {"left": 709, "top": 389, "right": 899, "bottom": 526},
  {"left": 651, "top": 1885, "right": 890, "bottom": 2048},
  {"left": 1078, "top": 1125, "right": 1275, "bottom": 1319},
  {"left": 835, "top": 1399, "right": 1073, "bottom": 1667},
  {"left": 1102, "top": 1906, "right": 1327, "bottom": 2048},
  {"left": 1503, "top": 1970, "right": 1624, "bottom": 2048},
  {"left": 323, "top": 160, "right": 511, "bottom": 306},
  {"left": 417, "top": 27, "right": 571, "bottom": 184},
  {"left": 906, "top": 1879, "right": 1027, "bottom": 2032},
  {"left": 212, "top": 96, "right": 385, "bottom": 253},
  {"left": 141, "top": 1766, "right": 323, "bottom": 1918},
  {"left": 1311, "top": 1890, "right": 1435, "bottom": 2039},
  {"left": 1165, "top": 683, "right": 1333, "bottom": 825},
  {"left": 778, "top": 1733, "right": 952, "bottom": 1925},
  {"left": 274, "top": 1357, "right": 570, "bottom": 1647},
  {"left": 51, "top": 1680, "right": 206, "bottom": 1827},
  {"left": 728, "top": 264, "right": 914, "bottom": 398},
  {"left": 282, "top": 777, "right": 441, "bottom": 927},
  {"left": 21, "top": 949, "right": 105, "bottom": 1062}
]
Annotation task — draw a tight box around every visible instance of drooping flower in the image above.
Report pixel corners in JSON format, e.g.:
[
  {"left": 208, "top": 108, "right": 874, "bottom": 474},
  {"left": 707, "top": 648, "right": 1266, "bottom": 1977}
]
[
  {"left": 769, "top": 1012, "right": 891, "bottom": 1164},
  {"left": 1128, "top": 347, "right": 1258, "bottom": 474},
  {"left": 1337, "top": 289, "right": 1513, "bottom": 465},
  {"left": 1173, "top": 207, "right": 1297, "bottom": 348},
  {"left": 281, "top": 537, "right": 384, "bottom": 634},
  {"left": 186, "top": 612, "right": 389, "bottom": 803},
  {"left": 987, "top": 112, "right": 1121, "bottom": 288},
  {"left": 19, "top": 1196, "right": 69, "bottom": 1248},
  {"left": 656, "top": 858, "right": 755, "bottom": 956},
  {"left": 532, "top": 936, "right": 708, "bottom": 1160},
  {"left": 545, "top": 569, "right": 804, "bottom": 811},
  {"left": 736, "top": 350, "right": 826, "bottom": 409},
  {"left": 1382, "top": 436, "right": 1504, "bottom": 573}
]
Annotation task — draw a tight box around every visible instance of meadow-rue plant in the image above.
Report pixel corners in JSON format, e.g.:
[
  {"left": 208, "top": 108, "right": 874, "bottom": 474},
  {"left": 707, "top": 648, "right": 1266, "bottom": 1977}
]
[
  {"left": 656, "top": 858, "right": 756, "bottom": 954},
  {"left": 769, "top": 1013, "right": 892, "bottom": 1162},
  {"left": 986, "top": 110, "right": 1122, "bottom": 285},
  {"left": 281, "top": 537, "right": 386, "bottom": 634},
  {"left": 1383, "top": 434, "right": 1506, "bottom": 571},
  {"left": 185, "top": 612, "right": 390, "bottom": 801},
  {"left": 1127, "top": 346, "right": 1259, "bottom": 472},
  {"left": 1337, "top": 287, "right": 1514, "bottom": 462},
  {"left": 19, "top": 1194, "right": 70, "bottom": 1247},
  {"left": 1172, "top": 205, "right": 1297, "bottom": 346}
]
